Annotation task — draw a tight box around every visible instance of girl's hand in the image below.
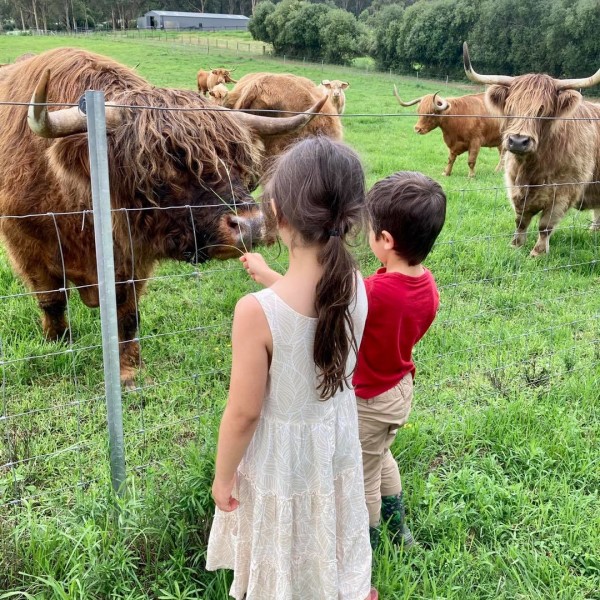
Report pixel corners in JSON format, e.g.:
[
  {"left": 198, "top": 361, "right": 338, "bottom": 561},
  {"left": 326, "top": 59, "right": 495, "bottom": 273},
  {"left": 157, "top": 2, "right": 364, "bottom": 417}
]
[
  {"left": 212, "top": 475, "right": 239, "bottom": 512},
  {"left": 240, "top": 253, "right": 282, "bottom": 287}
]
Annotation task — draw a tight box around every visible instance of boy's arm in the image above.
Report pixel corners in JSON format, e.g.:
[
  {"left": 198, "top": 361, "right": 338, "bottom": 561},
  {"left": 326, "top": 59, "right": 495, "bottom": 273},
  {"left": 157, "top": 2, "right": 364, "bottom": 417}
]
[{"left": 240, "top": 253, "right": 283, "bottom": 288}]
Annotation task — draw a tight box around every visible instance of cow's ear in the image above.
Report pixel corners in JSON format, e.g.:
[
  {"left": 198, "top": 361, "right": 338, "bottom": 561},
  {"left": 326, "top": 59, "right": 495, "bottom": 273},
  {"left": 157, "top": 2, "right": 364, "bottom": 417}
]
[
  {"left": 341, "top": 82, "right": 349, "bottom": 89},
  {"left": 485, "top": 84, "right": 509, "bottom": 114},
  {"left": 321, "top": 80, "right": 331, "bottom": 87},
  {"left": 556, "top": 89, "right": 581, "bottom": 118}
]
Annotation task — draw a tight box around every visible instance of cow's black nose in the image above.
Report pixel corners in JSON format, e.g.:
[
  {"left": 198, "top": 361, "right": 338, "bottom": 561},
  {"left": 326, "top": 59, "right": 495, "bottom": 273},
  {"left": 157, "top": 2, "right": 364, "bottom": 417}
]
[{"left": 508, "top": 135, "right": 532, "bottom": 154}]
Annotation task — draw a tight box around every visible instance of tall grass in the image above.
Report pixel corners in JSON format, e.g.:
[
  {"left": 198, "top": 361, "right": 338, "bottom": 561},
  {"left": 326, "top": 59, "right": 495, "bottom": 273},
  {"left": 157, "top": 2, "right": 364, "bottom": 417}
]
[{"left": 0, "top": 35, "right": 599, "bottom": 599}]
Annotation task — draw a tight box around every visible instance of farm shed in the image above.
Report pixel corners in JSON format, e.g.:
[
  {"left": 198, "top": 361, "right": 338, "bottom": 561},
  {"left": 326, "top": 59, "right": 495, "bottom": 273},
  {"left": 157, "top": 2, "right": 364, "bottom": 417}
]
[{"left": 136, "top": 10, "right": 250, "bottom": 31}]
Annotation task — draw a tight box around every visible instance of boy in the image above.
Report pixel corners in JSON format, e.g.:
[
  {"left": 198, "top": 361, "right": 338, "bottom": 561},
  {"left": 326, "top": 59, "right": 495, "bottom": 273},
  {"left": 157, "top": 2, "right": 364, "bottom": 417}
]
[{"left": 354, "top": 171, "right": 446, "bottom": 549}]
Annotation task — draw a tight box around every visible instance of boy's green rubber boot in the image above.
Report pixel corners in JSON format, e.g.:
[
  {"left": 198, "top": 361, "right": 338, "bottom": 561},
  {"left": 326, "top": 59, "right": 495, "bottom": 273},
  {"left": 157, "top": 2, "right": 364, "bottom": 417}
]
[
  {"left": 381, "top": 492, "right": 415, "bottom": 548},
  {"left": 369, "top": 525, "right": 380, "bottom": 551}
]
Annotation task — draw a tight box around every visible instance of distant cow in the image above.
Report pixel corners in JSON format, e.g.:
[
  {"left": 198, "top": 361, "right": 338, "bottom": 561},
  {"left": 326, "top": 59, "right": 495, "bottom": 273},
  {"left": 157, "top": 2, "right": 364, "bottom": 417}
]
[
  {"left": 0, "top": 49, "right": 324, "bottom": 386},
  {"left": 463, "top": 42, "right": 600, "bottom": 256},
  {"left": 15, "top": 52, "right": 36, "bottom": 62},
  {"left": 394, "top": 85, "right": 503, "bottom": 177},
  {"left": 224, "top": 73, "right": 342, "bottom": 167},
  {"left": 318, "top": 79, "right": 348, "bottom": 114},
  {"left": 208, "top": 83, "right": 229, "bottom": 104},
  {"left": 197, "top": 67, "right": 237, "bottom": 96}
]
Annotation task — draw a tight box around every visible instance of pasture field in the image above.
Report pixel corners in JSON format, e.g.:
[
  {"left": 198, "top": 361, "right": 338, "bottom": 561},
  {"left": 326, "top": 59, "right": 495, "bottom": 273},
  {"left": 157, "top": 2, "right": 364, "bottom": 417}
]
[{"left": 1, "top": 35, "right": 599, "bottom": 599}]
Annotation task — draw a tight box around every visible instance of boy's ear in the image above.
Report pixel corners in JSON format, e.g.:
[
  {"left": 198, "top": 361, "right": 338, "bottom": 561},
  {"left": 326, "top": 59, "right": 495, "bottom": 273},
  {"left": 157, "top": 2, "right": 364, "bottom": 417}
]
[{"left": 381, "top": 230, "right": 395, "bottom": 249}]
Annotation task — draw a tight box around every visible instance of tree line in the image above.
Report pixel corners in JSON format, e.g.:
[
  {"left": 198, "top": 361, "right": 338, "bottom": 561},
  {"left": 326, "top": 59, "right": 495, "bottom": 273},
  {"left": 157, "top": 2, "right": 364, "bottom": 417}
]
[
  {"left": 2, "top": 0, "right": 598, "bottom": 82},
  {"left": 0, "top": 0, "right": 258, "bottom": 30},
  {"left": 250, "top": 0, "right": 600, "bottom": 78}
]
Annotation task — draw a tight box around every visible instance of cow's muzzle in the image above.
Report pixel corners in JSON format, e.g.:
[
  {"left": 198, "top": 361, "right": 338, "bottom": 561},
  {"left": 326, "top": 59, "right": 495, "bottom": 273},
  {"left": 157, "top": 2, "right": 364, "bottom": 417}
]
[
  {"left": 508, "top": 134, "right": 533, "bottom": 155},
  {"left": 209, "top": 211, "right": 272, "bottom": 260}
]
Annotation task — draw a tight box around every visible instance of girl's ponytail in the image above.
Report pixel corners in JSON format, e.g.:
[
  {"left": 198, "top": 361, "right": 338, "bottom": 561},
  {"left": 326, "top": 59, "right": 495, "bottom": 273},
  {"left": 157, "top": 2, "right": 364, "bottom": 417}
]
[
  {"left": 263, "top": 137, "right": 366, "bottom": 400},
  {"left": 314, "top": 234, "right": 359, "bottom": 399}
]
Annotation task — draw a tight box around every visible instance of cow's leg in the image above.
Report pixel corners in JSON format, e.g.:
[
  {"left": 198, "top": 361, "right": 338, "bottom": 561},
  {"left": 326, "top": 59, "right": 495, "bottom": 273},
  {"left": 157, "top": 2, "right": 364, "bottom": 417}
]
[
  {"left": 590, "top": 209, "right": 600, "bottom": 231},
  {"left": 38, "top": 284, "right": 70, "bottom": 341},
  {"left": 530, "top": 202, "right": 570, "bottom": 257},
  {"left": 443, "top": 151, "right": 458, "bottom": 177},
  {"left": 494, "top": 147, "right": 505, "bottom": 173},
  {"left": 467, "top": 143, "right": 481, "bottom": 178},
  {"left": 115, "top": 278, "right": 147, "bottom": 389},
  {"left": 511, "top": 209, "right": 536, "bottom": 248}
]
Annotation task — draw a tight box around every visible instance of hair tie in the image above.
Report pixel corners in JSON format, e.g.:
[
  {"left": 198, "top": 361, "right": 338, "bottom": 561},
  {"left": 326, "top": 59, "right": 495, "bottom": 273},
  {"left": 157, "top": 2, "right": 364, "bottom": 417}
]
[{"left": 328, "top": 229, "right": 340, "bottom": 237}]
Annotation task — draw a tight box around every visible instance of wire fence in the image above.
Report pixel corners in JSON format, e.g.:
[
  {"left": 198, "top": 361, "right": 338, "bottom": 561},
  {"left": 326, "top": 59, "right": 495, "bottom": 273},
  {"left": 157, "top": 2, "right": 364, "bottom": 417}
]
[{"left": 0, "top": 89, "right": 599, "bottom": 547}]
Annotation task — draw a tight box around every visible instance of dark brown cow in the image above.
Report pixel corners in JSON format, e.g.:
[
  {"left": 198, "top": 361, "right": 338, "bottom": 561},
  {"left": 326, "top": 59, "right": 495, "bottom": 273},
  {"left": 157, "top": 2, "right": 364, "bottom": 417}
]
[
  {"left": 463, "top": 42, "right": 600, "bottom": 256},
  {"left": 394, "top": 85, "right": 504, "bottom": 177},
  {"left": 223, "top": 73, "right": 342, "bottom": 167},
  {"left": 0, "top": 48, "right": 324, "bottom": 386}
]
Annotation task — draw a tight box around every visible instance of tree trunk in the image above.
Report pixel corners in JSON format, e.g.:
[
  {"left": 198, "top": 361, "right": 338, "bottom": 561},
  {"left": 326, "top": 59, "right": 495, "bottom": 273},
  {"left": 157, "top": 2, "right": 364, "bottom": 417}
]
[
  {"left": 20, "top": 7, "right": 27, "bottom": 31},
  {"left": 64, "top": 0, "right": 70, "bottom": 31},
  {"left": 31, "top": 0, "right": 39, "bottom": 31}
]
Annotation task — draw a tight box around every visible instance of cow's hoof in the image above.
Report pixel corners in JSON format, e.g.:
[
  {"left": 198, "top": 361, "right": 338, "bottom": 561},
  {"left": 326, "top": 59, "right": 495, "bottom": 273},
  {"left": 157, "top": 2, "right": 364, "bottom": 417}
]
[
  {"left": 442, "top": 172, "right": 450, "bottom": 177},
  {"left": 44, "top": 327, "right": 71, "bottom": 343},
  {"left": 529, "top": 247, "right": 547, "bottom": 258},
  {"left": 122, "top": 378, "right": 137, "bottom": 391}
]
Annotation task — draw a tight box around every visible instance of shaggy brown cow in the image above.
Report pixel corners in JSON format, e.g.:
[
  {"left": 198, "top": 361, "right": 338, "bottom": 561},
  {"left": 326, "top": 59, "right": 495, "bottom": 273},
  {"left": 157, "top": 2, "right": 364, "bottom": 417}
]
[
  {"left": 463, "top": 42, "right": 600, "bottom": 256},
  {"left": 197, "top": 67, "right": 237, "bottom": 96},
  {"left": 318, "top": 79, "right": 349, "bottom": 114},
  {"left": 394, "top": 85, "right": 503, "bottom": 177},
  {"left": 224, "top": 73, "right": 342, "bottom": 167},
  {"left": 0, "top": 48, "right": 324, "bottom": 386}
]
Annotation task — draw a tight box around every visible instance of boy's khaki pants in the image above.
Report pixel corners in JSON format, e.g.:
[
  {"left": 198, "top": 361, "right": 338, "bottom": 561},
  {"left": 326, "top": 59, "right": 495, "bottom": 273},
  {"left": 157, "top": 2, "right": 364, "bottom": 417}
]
[{"left": 356, "top": 373, "right": 413, "bottom": 527}]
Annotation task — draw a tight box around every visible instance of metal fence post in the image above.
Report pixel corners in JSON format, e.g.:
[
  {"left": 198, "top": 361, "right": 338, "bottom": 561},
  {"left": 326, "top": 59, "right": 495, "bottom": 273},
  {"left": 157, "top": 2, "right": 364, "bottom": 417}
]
[{"left": 85, "top": 90, "right": 127, "bottom": 496}]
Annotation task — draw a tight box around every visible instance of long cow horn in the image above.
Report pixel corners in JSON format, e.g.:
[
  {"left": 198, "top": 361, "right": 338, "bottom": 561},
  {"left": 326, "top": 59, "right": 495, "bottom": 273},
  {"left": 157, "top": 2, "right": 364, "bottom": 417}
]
[
  {"left": 463, "top": 42, "right": 514, "bottom": 86},
  {"left": 226, "top": 95, "right": 329, "bottom": 136},
  {"left": 393, "top": 85, "right": 421, "bottom": 106},
  {"left": 555, "top": 68, "right": 600, "bottom": 90},
  {"left": 432, "top": 92, "right": 449, "bottom": 112},
  {"left": 28, "top": 69, "right": 121, "bottom": 138}
]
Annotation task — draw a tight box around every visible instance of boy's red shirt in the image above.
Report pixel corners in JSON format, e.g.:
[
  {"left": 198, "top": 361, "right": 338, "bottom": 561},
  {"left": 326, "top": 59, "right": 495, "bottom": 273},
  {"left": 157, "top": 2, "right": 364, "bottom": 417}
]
[{"left": 353, "top": 266, "right": 439, "bottom": 399}]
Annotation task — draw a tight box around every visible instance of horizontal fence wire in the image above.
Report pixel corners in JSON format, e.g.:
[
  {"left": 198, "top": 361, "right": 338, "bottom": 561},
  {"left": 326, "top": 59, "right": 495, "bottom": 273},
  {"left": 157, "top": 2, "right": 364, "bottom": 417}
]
[{"left": 0, "top": 93, "right": 598, "bottom": 532}]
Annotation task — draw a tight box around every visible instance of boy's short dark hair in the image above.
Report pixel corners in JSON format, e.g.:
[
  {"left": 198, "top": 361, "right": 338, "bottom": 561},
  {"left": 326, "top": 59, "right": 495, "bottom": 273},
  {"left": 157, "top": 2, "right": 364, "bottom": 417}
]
[{"left": 367, "top": 171, "right": 446, "bottom": 266}]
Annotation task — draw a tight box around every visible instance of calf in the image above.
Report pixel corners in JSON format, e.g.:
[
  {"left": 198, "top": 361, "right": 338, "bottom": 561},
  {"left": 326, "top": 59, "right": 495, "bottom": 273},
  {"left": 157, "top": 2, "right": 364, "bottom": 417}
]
[{"left": 318, "top": 79, "right": 349, "bottom": 114}]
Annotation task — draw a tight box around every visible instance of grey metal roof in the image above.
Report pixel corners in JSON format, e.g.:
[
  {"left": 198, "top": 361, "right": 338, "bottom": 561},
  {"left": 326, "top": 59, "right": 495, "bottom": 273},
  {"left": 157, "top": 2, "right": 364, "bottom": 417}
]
[{"left": 146, "top": 10, "right": 249, "bottom": 20}]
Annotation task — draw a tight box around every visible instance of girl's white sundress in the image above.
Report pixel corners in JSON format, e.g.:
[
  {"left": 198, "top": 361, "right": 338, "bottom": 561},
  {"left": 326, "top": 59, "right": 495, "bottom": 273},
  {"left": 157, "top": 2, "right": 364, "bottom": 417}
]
[{"left": 206, "top": 277, "right": 371, "bottom": 600}]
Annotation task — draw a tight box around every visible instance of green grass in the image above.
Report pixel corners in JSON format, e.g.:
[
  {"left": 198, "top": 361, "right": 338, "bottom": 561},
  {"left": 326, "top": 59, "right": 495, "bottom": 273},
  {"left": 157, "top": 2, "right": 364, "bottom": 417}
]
[{"left": 0, "top": 35, "right": 599, "bottom": 599}]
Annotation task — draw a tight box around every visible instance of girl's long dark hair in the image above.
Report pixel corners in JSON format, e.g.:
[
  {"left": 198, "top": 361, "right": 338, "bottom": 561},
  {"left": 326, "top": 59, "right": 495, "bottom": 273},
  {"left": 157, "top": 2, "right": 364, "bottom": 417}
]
[{"left": 262, "top": 137, "right": 366, "bottom": 400}]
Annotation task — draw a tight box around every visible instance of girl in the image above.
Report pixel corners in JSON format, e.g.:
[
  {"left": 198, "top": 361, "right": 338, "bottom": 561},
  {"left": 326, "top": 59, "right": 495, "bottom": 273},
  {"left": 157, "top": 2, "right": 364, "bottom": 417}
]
[{"left": 206, "top": 137, "right": 377, "bottom": 600}]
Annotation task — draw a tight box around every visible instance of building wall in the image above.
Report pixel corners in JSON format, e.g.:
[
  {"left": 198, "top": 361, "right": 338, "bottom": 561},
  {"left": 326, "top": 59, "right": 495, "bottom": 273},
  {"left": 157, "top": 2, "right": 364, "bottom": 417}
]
[{"left": 139, "top": 12, "right": 248, "bottom": 31}]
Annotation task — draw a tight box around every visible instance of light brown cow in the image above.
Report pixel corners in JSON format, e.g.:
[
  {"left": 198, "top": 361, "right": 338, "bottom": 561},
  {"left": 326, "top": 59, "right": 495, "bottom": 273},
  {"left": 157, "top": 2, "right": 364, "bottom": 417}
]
[
  {"left": 318, "top": 79, "right": 348, "bottom": 114},
  {"left": 463, "top": 42, "right": 600, "bottom": 256},
  {"left": 394, "top": 85, "right": 503, "bottom": 177},
  {"left": 208, "top": 83, "right": 229, "bottom": 104},
  {"left": 224, "top": 73, "right": 342, "bottom": 168},
  {"left": 197, "top": 67, "right": 237, "bottom": 96}
]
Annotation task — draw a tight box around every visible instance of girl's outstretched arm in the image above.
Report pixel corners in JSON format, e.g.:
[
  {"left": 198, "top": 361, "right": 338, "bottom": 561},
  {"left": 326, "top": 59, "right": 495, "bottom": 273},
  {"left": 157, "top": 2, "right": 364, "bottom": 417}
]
[
  {"left": 212, "top": 294, "right": 271, "bottom": 512},
  {"left": 240, "top": 253, "right": 283, "bottom": 288}
]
